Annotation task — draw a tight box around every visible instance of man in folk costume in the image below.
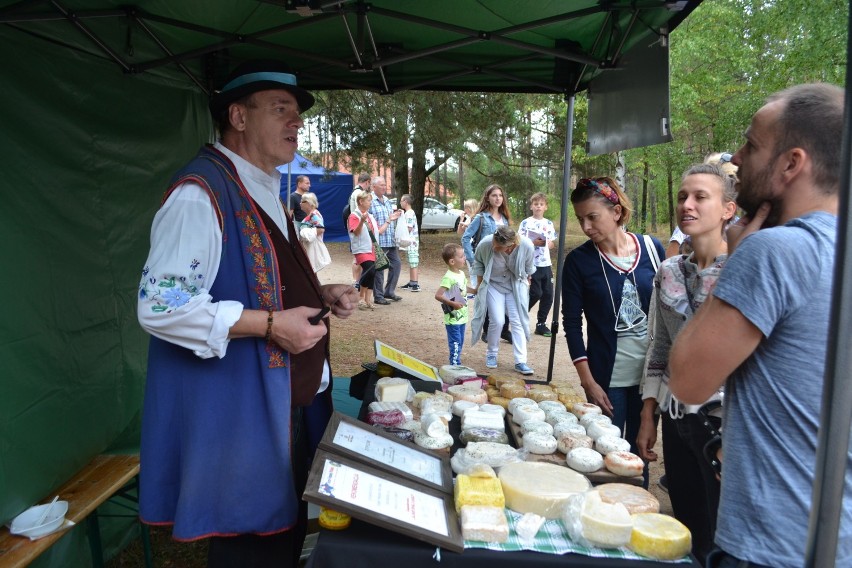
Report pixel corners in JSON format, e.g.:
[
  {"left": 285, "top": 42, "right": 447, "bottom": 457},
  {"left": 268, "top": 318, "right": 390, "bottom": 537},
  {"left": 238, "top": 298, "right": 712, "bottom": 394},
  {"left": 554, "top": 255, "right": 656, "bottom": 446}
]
[{"left": 137, "top": 60, "right": 358, "bottom": 568}]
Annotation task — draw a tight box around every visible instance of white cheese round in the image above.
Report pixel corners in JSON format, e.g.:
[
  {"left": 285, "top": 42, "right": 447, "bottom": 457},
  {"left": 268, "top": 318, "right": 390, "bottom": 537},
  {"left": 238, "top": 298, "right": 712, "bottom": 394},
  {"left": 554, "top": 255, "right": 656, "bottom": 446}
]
[
  {"left": 512, "top": 405, "right": 546, "bottom": 425},
  {"left": 521, "top": 420, "right": 554, "bottom": 436},
  {"left": 498, "top": 462, "right": 590, "bottom": 518},
  {"left": 557, "top": 433, "right": 594, "bottom": 454},
  {"left": 566, "top": 447, "right": 605, "bottom": 473},
  {"left": 537, "top": 400, "right": 566, "bottom": 413},
  {"left": 522, "top": 432, "right": 558, "bottom": 454},
  {"left": 592, "top": 483, "right": 659, "bottom": 514},
  {"left": 580, "top": 412, "right": 613, "bottom": 429},
  {"left": 571, "top": 402, "right": 603, "bottom": 417},
  {"left": 447, "top": 385, "right": 489, "bottom": 404},
  {"left": 604, "top": 451, "right": 645, "bottom": 477},
  {"left": 595, "top": 434, "right": 631, "bottom": 455},
  {"left": 553, "top": 421, "right": 587, "bottom": 439},
  {"left": 413, "top": 430, "right": 453, "bottom": 450},
  {"left": 508, "top": 397, "right": 537, "bottom": 414},
  {"left": 479, "top": 403, "right": 506, "bottom": 417},
  {"left": 587, "top": 421, "right": 622, "bottom": 441},
  {"left": 546, "top": 410, "right": 579, "bottom": 427}
]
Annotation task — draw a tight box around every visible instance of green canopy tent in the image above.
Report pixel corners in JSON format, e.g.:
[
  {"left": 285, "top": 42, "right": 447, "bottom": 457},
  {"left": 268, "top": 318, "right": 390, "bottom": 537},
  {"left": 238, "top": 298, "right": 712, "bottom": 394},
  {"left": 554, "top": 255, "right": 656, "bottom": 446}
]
[{"left": 5, "top": 2, "right": 849, "bottom": 566}]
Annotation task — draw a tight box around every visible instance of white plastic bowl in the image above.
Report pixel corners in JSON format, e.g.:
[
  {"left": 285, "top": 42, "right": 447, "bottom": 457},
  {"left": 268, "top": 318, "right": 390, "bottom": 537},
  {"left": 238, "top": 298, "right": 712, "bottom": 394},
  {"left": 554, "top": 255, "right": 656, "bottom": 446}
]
[{"left": 9, "top": 500, "right": 69, "bottom": 538}]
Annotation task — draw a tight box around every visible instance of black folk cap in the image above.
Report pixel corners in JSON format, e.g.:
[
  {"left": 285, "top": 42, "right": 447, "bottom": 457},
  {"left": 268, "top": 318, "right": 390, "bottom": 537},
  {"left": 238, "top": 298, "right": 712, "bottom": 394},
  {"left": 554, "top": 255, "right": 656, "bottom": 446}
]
[{"left": 209, "top": 59, "right": 315, "bottom": 116}]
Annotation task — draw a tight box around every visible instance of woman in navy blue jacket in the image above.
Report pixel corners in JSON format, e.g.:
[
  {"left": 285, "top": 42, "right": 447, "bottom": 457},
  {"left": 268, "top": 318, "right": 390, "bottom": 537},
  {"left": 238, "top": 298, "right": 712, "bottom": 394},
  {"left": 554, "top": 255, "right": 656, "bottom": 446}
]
[{"left": 562, "top": 177, "right": 664, "bottom": 479}]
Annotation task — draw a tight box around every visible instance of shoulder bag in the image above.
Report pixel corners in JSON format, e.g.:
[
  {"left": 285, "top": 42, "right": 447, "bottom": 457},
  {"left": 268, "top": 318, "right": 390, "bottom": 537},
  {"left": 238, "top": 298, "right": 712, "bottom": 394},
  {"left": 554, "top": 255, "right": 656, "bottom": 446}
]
[{"left": 367, "top": 219, "right": 390, "bottom": 270}]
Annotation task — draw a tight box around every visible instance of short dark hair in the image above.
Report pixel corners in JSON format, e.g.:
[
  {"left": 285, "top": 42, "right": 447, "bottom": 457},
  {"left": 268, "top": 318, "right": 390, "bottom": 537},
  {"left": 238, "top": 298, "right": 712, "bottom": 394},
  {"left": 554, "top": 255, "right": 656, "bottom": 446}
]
[
  {"left": 215, "top": 93, "right": 255, "bottom": 136},
  {"left": 768, "top": 83, "right": 845, "bottom": 192},
  {"left": 296, "top": 175, "right": 309, "bottom": 185},
  {"left": 442, "top": 243, "right": 462, "bottom": 263},
  {"left": 358, "top": 172, "right": 371, "bottom": 184}
]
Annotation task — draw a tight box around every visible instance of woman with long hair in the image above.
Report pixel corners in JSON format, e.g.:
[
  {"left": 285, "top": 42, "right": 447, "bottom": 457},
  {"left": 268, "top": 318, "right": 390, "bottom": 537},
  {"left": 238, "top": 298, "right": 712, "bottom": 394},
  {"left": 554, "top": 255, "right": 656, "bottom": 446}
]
[
  {"left": 469, "top": 225, "right": 536, "bottom": 374},
  {"left": 461, "top": 184, "right": 512, "bottom": 278},
  {"left": 348, "top": 190, "right": 379, "bottom": 310},
  {"left": 562, "top": 177, "right": 665, "bottom": 486},
  {"left": 637, "top": 164, "right": 736, "bottom": 564}
]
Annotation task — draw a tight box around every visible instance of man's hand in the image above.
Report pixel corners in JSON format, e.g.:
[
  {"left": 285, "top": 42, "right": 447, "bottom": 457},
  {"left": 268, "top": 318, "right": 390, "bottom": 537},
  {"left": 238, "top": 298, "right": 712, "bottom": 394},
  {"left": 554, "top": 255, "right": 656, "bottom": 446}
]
[
  {"left": 321, "top": 284, "right": 358, "bottom": 319},
  {"left": 270, "top": 307, "right": 328, "bottom": 354},
  {"left": 582, "top": 380, "right": 614, "bottom": 417},
  {"left": 636, "top": 403, "right": 658, "bottom": 462},
  {"left": 726, "top": 202, "right": 771, "bottom": 255}
]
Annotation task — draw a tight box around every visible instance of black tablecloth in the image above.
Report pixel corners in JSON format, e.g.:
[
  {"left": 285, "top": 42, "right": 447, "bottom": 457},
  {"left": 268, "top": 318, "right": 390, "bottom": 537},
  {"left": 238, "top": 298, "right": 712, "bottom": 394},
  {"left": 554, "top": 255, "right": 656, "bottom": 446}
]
[{"left": 305, "top": 519, "right": 696, "bottom": 567}]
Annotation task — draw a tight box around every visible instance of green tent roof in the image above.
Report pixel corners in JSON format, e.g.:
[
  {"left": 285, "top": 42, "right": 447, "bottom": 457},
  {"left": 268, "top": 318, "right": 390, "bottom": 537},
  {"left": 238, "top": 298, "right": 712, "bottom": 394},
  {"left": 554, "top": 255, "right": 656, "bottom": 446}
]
[{"left": 1, "top": 0, "right": 700, "bottom": 95}]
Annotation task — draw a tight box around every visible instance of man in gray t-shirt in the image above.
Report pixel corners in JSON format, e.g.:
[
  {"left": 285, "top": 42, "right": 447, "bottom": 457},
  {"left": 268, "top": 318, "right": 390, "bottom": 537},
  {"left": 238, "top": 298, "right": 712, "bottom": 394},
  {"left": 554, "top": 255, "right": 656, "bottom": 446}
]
[{"left": 669, "top": 83, "right": 850, "bottom": 568}]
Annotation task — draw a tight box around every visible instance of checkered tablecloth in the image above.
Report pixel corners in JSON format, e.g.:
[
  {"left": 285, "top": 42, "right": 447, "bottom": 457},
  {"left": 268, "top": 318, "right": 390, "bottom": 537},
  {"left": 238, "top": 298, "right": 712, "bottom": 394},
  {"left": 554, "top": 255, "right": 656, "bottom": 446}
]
[{"left": 464, "top": 509, "right": 691, "bottom": 563}]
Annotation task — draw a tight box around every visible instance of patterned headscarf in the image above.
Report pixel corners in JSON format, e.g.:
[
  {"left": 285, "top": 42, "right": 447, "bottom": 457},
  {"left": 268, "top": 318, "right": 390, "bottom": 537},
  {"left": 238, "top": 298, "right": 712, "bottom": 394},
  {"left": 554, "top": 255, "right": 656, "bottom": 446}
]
[{"left": 578, "top": 178, "right": 619, "bottom": 205}]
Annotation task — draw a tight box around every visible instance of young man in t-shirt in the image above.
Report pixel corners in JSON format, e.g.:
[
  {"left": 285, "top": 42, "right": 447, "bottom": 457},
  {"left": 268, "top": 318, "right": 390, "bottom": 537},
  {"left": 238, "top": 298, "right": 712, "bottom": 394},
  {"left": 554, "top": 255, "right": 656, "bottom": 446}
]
[{"left": 518, "top": 192, "right": 556, "bottom": 337}]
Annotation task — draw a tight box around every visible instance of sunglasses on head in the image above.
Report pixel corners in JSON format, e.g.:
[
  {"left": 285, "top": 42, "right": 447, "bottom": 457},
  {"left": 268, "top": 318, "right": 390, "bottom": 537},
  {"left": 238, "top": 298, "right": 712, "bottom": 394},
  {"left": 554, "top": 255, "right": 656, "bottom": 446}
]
[{"left": 719, "top": 153, "right": 733, "bottom": 164}]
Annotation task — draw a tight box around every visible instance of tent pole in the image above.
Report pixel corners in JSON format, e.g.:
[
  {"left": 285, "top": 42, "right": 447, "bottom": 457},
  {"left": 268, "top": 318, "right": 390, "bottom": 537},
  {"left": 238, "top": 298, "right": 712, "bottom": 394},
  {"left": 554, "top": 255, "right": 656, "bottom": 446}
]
[
  {"left": 546, "top": 94, "right": 575, "bottom": 383},
  {"left": 804, "top": 7, "right": 852, "bottom": 566}
]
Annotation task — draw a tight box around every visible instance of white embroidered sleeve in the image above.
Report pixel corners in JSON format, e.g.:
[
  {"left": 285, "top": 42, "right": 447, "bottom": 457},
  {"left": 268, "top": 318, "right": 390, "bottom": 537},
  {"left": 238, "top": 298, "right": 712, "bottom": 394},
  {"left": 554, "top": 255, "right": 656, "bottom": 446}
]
[{"left": 137, "top": 181, "right": 243, "bottom": 359}]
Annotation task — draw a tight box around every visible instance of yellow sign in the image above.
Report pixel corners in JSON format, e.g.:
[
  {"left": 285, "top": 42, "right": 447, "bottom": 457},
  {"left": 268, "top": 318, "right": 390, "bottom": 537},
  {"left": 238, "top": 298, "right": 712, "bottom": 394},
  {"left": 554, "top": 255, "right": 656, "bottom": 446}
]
[{"left": 374, "top": 340, "right": 440, "bottom": 382}]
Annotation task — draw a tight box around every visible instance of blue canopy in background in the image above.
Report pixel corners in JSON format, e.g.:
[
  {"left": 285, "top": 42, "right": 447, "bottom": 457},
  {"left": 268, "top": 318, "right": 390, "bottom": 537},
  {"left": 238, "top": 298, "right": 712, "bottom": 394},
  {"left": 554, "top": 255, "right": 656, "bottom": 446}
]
[{"left": 278, "top": 153, "right": 352, "bottom": 242}]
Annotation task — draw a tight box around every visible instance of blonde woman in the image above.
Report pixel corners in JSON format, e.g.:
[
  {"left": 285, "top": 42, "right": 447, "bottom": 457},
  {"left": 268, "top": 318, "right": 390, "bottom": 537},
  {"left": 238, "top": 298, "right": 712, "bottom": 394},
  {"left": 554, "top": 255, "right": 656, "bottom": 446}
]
[
  {"left": 299, "top": 192, "right": 325, "bottom": 239},
  {"left": 456, "top": 198, "right": 480, "bottom": 235},
  {"left": 348, "top": 190, "right": 379, "bottom": 310},
  {"left": 637, "top": 164, "right": 736, "bottom": 562}
]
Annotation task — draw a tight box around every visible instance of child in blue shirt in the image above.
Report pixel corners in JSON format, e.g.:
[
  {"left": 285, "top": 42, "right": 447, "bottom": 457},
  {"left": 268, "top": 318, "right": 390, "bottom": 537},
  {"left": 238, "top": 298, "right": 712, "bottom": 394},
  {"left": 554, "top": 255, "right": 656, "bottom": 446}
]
[{"left": 434, "top": 243, "right": 470, "bottom": 365}]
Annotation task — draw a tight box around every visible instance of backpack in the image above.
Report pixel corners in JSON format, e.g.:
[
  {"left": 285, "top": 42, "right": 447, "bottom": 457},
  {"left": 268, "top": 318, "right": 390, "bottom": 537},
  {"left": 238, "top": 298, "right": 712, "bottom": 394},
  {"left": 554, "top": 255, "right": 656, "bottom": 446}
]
[
  {"left": 470, "top": 213, "right": 485, "bottom": 251},
  {"left": 342, "top": 203, "right": 351, "bottom": 228}
]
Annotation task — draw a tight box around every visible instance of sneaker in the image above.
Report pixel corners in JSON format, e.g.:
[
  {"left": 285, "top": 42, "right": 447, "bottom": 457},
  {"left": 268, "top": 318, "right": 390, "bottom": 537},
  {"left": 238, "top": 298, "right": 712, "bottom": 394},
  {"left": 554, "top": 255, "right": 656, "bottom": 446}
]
[
  {"left": 658, "top": 474, "right": 669, "bottom": 493},
  {"left": 374, "top": 298, "right": 391, "bottom": 305},
  {"left": 535, "top": 323, "right": 552, "bottom": 337},
  {"left": 485, "top": 354, "right": 498, "bottom": 368},
  {"left": 514, "top": 363, "right": 534, "bottom": 375},
  {"left": 388, "top": 294, "right": 403, "bottom": 301},
  {"left": 409, "top": 284, "right": 421, "bottom": 292},
  {"left": 400, "top": 282, "right": 412, "bottom": 289},
  {"left": 466, "top": 293, "right": 476, "bottom": 300}
]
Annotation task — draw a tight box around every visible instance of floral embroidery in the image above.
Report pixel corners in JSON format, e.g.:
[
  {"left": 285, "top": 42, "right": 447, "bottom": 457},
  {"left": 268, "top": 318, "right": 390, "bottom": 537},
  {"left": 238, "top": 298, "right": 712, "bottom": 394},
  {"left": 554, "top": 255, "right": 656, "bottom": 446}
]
[{"left": 139, "top": 259, "right": 205, "bottom": 313}]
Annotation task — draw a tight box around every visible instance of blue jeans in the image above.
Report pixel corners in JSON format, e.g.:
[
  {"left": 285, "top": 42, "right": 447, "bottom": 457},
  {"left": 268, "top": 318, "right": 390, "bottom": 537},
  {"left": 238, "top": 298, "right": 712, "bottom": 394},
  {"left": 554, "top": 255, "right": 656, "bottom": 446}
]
[
  {"left": 446, "top": 323, "right": 466, "bottom": 365},
  {"left": 608, "top": 384, "right": 648, "bottom": 487}
]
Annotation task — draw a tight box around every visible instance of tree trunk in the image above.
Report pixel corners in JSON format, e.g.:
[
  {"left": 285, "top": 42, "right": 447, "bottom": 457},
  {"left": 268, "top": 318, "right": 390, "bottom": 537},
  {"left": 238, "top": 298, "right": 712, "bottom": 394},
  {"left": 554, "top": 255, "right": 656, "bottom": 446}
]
[{"left": 459, "top": 158, "right": 465, "bottom": 203}]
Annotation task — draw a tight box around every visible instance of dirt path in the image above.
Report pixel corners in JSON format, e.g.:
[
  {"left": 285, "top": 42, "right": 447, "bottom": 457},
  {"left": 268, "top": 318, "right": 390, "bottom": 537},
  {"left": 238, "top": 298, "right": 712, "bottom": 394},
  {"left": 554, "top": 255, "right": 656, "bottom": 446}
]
[{"left": 320, "top": 232, "right": 671, "bottom": 513}]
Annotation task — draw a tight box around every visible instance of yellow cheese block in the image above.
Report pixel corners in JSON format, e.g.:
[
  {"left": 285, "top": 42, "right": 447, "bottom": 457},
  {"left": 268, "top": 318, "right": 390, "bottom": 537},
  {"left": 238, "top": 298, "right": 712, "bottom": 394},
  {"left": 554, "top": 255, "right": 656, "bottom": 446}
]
[
  {"left": 498, "top": 462, "right": 590, "bottom": 519},
  {"left": 454, "top": 473, "right": 505, "bottom": 513},
  {"left": 629, "top": 513, "right": 692, "bottom": 560}
]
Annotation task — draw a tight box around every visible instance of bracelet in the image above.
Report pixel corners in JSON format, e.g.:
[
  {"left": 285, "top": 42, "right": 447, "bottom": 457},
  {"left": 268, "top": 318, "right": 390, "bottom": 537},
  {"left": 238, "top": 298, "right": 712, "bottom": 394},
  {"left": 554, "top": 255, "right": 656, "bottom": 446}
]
[{"left": 264, "top": 309, "right": 274, "bottom": 341}]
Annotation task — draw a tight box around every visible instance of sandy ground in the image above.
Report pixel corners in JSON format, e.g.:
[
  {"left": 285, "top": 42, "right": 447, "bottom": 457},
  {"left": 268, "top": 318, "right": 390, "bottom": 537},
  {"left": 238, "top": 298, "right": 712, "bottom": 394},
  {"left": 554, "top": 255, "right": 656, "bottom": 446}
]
[{"left": 318, "top": 233, "right": 671, "bottom": 514}]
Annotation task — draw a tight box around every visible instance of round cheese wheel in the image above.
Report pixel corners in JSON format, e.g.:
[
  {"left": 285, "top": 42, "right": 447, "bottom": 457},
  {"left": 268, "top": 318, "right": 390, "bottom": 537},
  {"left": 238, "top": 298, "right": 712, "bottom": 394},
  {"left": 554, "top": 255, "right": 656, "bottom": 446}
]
[
  {"left": 522, "top": 432, "right": 557, "bottom": 454},
  {"left": 465, "top": 442, "right": 519, "bottom": 464},
  {"left": 592, "top": 483, "right": 659, "bottom": 514},
  {"left": 546, "top": 410, "right": 579, "bottom": 427},
  {"left": 587, "top": 422, "right": 622, "bottom": 440},
  {"left": 537, "top": 400, "right": 566, "bottom": 413},
  {"left": 413, "top": 430, "right": 453, "bottom": 450},
  {"left": 521, "top": 419, "right": 554, "bottom": 436},
  {"left": 580, "top": 412, "right": 613, "bottom": 429},
  {"left": 488, "top": 396, "right": 511, "bottom": 409},
  {"left": 595, "top": 434, "right": 631, "bottom": 455},
  {"left": 498, "top": 462, "right": 590, "bottom": 518},
  {"left": 557, "top": 433, "right": 594, "bottom": 454},
  {"left": 528, "top": 389, "right": 558, "bottom": 402},
  {"left": 604, "top": 451, "right": 645, "bottom": 477},
  {"left": 507, "top": 397, "right": 537, "bottom": 414},
  {"left": 566, "top": 447, "right": 604, "bottom": 473},
  {"left": 629, "top": 513, "right": 692, "bottom": 560},
  {"left": 553, "top": 421, "right": 586, "bottom": 438},
  {"left": 500, "top": 383, "right": 527, "bottom": 399},
  {"left": 558, "top": 392, "right": 585, "bottom": 406},
  {"left": 495, "top": 376, "right": 525, "bottom": 388},
  {"left": 512, "top": 405, "right": 546, "bottom": 425},
  {"left": 452, "top": 400, "right": 479, "bottom": 417},
  {"left": 579, "top": 492, "right": 633, "bottom": 548},
  {"left": 448, "top": 385, "right": 489, "bottom": 404},
  {"left": 571, "top": 402, "right": 603, "bottom": 417}
]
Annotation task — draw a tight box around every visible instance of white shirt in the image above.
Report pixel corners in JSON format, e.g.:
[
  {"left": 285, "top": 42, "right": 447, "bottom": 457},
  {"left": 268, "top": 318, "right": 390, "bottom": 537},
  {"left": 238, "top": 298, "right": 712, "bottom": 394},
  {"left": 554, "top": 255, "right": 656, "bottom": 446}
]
[{"left": 138, "top": 142, "right": 329, "bottom": 389}]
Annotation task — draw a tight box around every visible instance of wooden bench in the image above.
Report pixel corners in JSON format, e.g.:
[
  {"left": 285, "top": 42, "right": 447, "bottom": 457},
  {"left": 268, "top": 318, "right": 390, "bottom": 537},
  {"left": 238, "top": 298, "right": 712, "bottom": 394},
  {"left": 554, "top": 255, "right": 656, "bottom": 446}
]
[{"left": 0, "top": 454, "right": 150, "bottom": 568}]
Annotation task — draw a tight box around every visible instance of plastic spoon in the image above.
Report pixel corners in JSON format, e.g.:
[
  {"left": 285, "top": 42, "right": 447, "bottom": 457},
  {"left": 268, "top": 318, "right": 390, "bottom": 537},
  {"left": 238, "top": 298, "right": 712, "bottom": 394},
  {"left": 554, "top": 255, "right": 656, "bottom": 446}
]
[{"left": 35, "top": 495, "right": 59, "bottom": 527}]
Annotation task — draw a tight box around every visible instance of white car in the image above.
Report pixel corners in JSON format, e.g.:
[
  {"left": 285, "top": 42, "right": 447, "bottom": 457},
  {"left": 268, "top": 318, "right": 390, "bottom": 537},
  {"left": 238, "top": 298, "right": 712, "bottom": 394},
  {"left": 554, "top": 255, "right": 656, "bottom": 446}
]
[{"left": 390, "top": 197, "right": 462, "bottom": 231}]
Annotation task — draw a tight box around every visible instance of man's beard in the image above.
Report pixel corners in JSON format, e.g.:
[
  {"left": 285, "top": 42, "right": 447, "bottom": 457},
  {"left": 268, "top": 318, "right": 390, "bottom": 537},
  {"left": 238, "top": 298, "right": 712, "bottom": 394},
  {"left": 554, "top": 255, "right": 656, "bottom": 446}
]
[{"left": 736, "top": 162, "right": 782, "bottom": 228}]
